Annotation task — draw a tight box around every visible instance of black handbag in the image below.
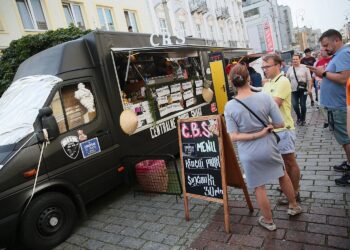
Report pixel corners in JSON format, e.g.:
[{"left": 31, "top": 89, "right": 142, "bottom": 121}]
[
  {"left": 293, "top": 67, "right": 307, "bottom": 91},
  {"left": 233, "top": 98, "right": 280, "bottom": 143}
]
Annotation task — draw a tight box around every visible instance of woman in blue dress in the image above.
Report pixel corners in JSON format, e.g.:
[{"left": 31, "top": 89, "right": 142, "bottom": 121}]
[{"left": 224, "top": 64, "right": 302, "bottom": 231}]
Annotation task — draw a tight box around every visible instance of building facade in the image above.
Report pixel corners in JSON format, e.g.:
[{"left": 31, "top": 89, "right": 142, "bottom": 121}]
[
  {"left": 293, "top": 26, "right": 321, "bottom": 52},
  {"left": 278, "top": 5, "right": 294, "bottom": 51},
  {"left": 242, "top": 0, "right": 294, "bottom": 53},
  {"left": 0, "top": 0, "right": 249, "bottom": 51},
  {"left": 0, "top": 0, "right": 155, "bottom": 50},
  {"left": 341, "top": 22, "right": 350, "bottom": 43},
  {"left": 147, "top": 0, "right": 249, "bottom": 48}
]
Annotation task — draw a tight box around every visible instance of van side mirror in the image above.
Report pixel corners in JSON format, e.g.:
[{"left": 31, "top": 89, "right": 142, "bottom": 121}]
[{"left": 37, "top": 107, "right": 60, "bottom": 142}]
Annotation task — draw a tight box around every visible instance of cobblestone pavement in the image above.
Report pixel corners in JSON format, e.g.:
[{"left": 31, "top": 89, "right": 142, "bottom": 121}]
[{"left": 56, "top": 105, "right": 350, "bottom": 250}]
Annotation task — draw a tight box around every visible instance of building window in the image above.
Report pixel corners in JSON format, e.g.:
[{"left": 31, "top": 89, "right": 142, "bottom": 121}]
[
  {"left": 179, "top": 21, "right": 186, "bottom": 37},
  {"left": 258, "top": 24, "right": 266, "bottom": 52},
  {"left": 0, "top": 20, "right": 4, "bottom": 31},
  {"left": 97, "top": 7, "right": 115, "bottom": 31},
  {"left": 196, "top": 24, "right": 202, "bottom": 38},
  {"left": 220, "top": 27, "right": 225, "bottom": 41},
  {"left": 124, "top": 10, "right": 139, "bottom": 32},
  {"left": 62, "top": 2, "right": 85, "bottom": 30},
  {"left": 209, "top": 25, "right": 214, "bottom": 39},
  {"left": 159, "top": 18, "right": 167, "bottom": 34},
  {"left": 228, "top": 26, "right": 233, "bottom": 40},
  {"left": 50, "top": 82, "right": 97, "bottom": 133},
  {"left": 16, "top": 0, "right": 48, "bottom": 30},
  {"left": 243, "top": 8, "right": 259, "bottom": 18}
]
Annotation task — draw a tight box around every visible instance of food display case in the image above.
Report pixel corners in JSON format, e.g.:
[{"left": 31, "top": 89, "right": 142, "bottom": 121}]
[{"left": 112, "top": 45, "right": 212, "bottom": 132}]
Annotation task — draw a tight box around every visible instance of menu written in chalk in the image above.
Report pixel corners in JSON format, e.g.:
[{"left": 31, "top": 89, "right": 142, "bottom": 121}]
[{"left": 180, "top": 118, "right": 223, "bottom": 199}]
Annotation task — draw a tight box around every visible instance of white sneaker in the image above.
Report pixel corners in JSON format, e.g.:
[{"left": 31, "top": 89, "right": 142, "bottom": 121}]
[
  {"left": 258, "top": 216, "right": 277, "bottom": 231},
  {"left": 288, "top": 205, "right": 302, "bottom": 216}
]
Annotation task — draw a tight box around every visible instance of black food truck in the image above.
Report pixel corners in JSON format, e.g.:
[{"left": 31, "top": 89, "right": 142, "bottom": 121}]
[{"left": 0, "top": 31, "right": 226, "bottom": 249}]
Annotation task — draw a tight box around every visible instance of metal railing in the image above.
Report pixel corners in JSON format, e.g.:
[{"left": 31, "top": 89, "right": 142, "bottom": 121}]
[
  {"left": 229, "top": 40, "right": 238, "bottom": 47},
  {"left": 189, "top": 0, "right": 208, "bottom": 14},
  {"left": 206, "top": 39, "right": 217, "bottom": 46}
]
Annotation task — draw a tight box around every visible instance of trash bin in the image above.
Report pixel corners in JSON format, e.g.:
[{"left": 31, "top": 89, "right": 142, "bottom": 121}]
[{"left": 135, "top": 160, "right": 168, "bottom": 192}]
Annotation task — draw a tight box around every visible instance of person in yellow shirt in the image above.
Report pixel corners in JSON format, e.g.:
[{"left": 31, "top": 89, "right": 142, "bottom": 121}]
[{"left": 262, "top": 54, "right": 301, "bottom": 204}]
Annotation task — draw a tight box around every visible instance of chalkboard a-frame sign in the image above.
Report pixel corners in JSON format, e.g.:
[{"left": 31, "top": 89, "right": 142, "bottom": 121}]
[
  {"left": 178, "top": 115, "right": 230, "bottom": 232},
  {"left": 178, "top": 114, "right": 253, "bottom": 233}
]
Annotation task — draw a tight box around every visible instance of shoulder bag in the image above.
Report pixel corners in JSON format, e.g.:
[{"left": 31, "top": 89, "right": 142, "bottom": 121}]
[
  {"left": 293, "top": 67, "right": 307, "bottom": 91},
  {"left": 233, "top": 98, "right": 280, "bottom": 143}
]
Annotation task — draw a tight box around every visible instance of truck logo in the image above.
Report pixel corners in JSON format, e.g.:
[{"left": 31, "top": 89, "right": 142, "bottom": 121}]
[
  {"left": 61, "top": 136, "right": 80, "bottom": 159},
  {"left": 150, "top": 32, "right": 185, "bottom": 47}
]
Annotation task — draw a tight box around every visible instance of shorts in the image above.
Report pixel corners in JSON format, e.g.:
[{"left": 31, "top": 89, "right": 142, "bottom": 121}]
[
  {"left": 328, "top": 109, "right": 350, "bottom": 145},
  {"left": 276, "top": 130, "right": 296, "bottom": 154}
]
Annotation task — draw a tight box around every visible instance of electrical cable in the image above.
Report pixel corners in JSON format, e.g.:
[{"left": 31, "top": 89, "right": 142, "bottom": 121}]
[{"left": 22, "top": 129, "right": 49, "bottom": 214}]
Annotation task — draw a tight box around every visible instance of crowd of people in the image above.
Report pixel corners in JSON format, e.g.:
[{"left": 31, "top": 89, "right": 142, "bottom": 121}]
[{"left": 224, "top": 28, "right": 350, "bottom": 231}]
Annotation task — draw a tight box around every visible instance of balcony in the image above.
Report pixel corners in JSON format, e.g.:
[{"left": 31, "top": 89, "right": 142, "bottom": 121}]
[
  {"left": 216, "top": 7, "right": 230, "bottom": 19},
  {"left": 206, "top": 40, "right": 217, "bottom": 46},
  {"left": 229, "top": 40, "right": 238, "bottom": 47},
  {"left": 189, "top": 0, "right": 209, "bottom": 14}
]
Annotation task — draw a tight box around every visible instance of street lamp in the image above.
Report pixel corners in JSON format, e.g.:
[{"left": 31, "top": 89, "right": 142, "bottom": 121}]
[{"left": 295, "top": 8, "right": 305, "bottom": 28}]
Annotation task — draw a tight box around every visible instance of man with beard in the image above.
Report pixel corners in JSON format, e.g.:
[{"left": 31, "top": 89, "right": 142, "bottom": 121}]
[{"left": 308, "top": 29, "right": 350, "bottom": 186}]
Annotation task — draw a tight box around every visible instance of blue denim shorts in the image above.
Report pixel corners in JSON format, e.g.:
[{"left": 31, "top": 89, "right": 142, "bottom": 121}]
[
  {"left": 328, "top": 109, "right": 350, "bottom": 145},
  {"left": 276, "top": 130, "right": 296, "bottom": 154}
]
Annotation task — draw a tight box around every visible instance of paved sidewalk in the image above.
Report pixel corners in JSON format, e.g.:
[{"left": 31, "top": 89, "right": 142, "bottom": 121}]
[
  {"left": 56, "top": 106, "right": 350, "bottom": 250},
  {"left": 190, "top": 106, "right": 350, "bottom": 249}
]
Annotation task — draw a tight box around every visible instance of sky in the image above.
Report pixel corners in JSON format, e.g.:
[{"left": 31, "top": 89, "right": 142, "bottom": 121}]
[{"left": 277, "top": 0, "right": 350, "bottom": 32}]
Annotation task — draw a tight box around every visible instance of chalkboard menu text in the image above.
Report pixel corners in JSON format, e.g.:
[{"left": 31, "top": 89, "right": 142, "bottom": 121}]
[{"left": 180, "top": 118, "right": 223, "bottom": 199}]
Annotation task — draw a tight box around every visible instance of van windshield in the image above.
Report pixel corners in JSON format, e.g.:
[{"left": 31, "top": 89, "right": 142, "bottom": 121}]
[{"left": 0, "top": 75, "right": 62, "bottom": 146}]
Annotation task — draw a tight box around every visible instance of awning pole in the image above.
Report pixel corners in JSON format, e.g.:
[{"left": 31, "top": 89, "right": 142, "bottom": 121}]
[
  {"left": 199, "top": 51, "right": 206, "bottom": 77},
  {"left": 125, "top": 50, "right": 132, "bottom": 82}
]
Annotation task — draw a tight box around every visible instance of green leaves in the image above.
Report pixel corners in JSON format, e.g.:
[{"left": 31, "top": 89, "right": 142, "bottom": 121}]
[{"left": 0, "top": 26, "right": 91, "bottom": 97}]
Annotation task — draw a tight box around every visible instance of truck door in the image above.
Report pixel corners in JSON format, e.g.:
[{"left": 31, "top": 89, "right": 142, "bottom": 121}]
[
  {"left": 210, "top": 60, "right": 228, "bottom": 114},
  {"left": 43, "top": 79, "right": 119, "bottom": 201},
  {"left": 209, "top": 52, "right": 228, "bottom": 114}
]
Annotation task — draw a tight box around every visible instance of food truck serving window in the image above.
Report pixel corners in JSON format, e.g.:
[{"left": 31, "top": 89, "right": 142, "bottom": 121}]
[
  {"left": 50, "top": 82, "right": 97, "bottom": 133},
  {"left": 112, "top": 46, "right": 212, "bottom": 131}
]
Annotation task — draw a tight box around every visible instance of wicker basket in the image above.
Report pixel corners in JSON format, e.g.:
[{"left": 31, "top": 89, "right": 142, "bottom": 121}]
[{"left": 135, "top": 160, "right": 168, "bottom": 192}]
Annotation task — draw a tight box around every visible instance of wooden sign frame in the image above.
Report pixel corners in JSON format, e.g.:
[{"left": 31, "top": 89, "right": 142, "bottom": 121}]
[{"left": 178, "top": 114, "right": 253, "bottom": 234}]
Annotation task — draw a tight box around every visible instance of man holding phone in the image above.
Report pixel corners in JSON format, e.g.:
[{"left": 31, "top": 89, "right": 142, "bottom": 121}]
[{"left": 308, "top": 29, "right": 350, "bottom": 186}]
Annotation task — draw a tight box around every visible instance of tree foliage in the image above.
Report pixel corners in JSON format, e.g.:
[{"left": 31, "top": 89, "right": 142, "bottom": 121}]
[{"left": 0, "top": 26, "right": 91, "bottom": 96}]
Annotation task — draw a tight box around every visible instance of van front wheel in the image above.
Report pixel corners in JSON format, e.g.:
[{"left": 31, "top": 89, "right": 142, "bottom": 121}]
[{"left": 19, "top": 192, "right": 77, "bottom": 250}]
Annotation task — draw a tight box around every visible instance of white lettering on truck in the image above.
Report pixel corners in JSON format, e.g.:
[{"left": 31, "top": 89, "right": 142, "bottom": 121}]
[
  {"left": 150, "top": 33, "right": 185, "bottom": 47},
  {"left": 150, "top": 118, "right": 176, "bottom": 139}
]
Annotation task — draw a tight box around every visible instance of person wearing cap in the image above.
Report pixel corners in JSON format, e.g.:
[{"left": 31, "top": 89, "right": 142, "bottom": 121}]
[
  {"left": 301, "top": 48, "right": 316, "bottom": 67},
  {"left": 301, "top": 48, "right": 317, "bottom": 106}
]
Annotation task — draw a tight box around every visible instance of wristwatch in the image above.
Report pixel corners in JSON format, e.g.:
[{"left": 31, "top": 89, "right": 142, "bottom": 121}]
[{"left": 322, "top": 71, "right": 327, "bottom": 78}]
